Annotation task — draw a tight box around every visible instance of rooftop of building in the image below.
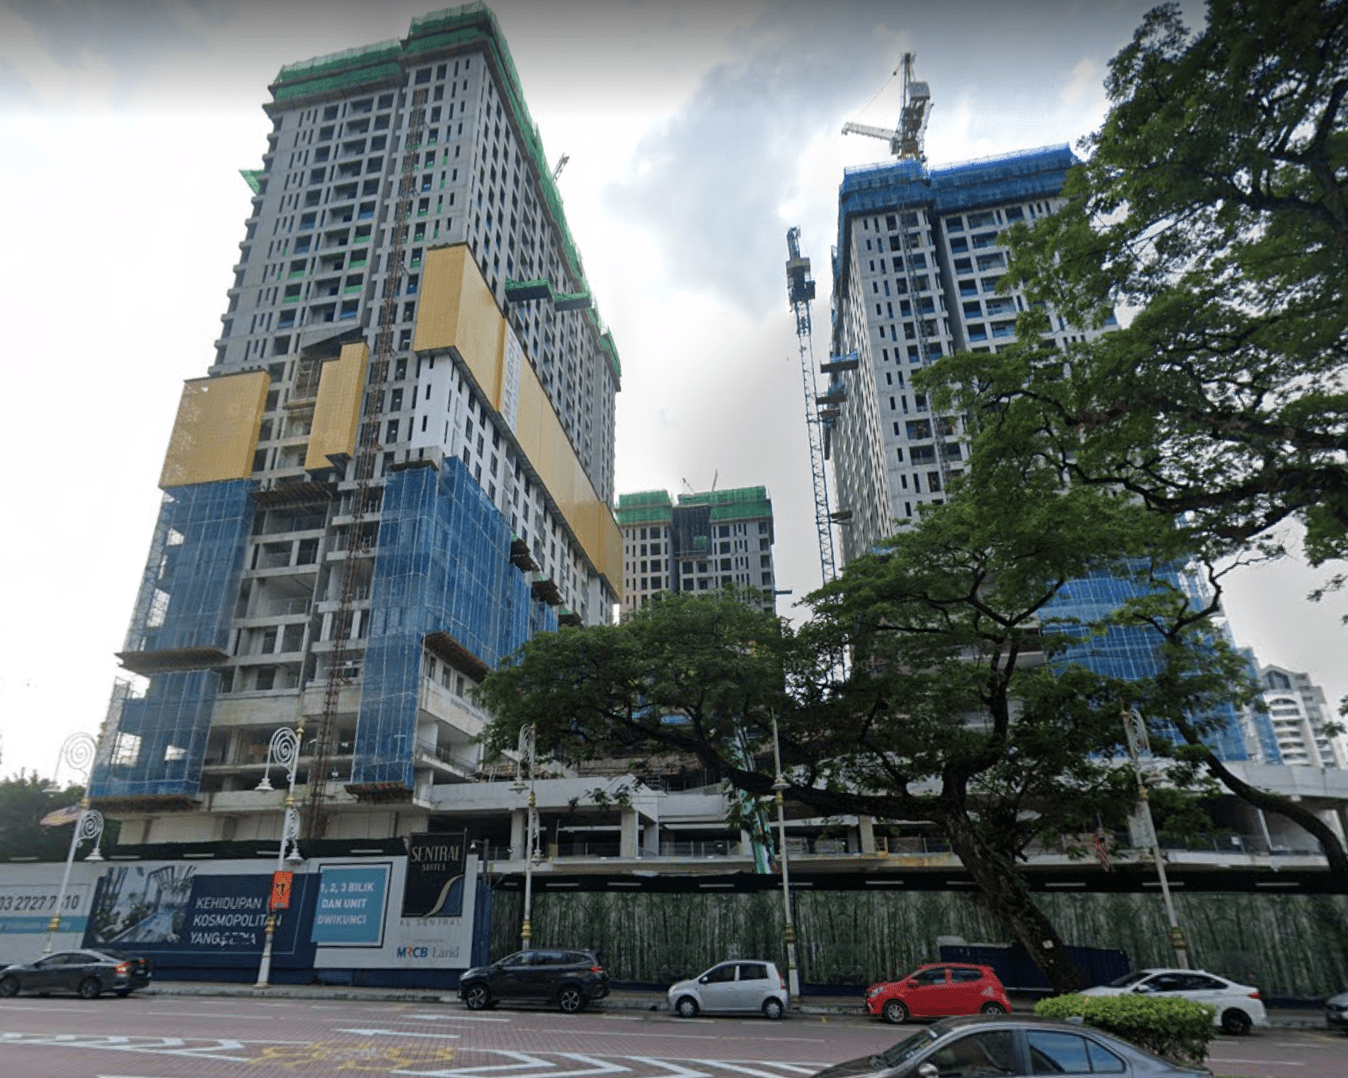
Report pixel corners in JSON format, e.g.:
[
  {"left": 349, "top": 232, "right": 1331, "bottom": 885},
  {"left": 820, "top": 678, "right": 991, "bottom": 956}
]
[
  {"left": 616, "top": 486, "right": 774, "bottom": 527},
  {"left": 264, "top": 3, "right": 620, "bottom": 382},
  {"left": 836, "top": 143, "right": 1079, "bottom": 261}
]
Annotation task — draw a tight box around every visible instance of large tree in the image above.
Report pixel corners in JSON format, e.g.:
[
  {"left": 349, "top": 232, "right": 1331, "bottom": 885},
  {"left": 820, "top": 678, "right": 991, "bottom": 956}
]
[
  {"left": 938, "top": 0, "right": 1348, "bottom": 560},
  {"left": 0, "top": 773, "right": 87, "bottom": 862},
  {"left": 479, "top": 480, "right": 1240, "bottom": 993}
]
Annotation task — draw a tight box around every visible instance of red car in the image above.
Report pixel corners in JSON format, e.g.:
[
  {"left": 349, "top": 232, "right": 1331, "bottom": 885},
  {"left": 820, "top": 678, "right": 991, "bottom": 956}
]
[{"left": 865, "top": 962, "right": 1011, "bottom": 1024}]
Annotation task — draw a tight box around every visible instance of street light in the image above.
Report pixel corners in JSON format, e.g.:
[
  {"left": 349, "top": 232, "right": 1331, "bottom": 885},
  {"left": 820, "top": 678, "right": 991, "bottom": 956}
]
[
  {"left": 255, "top": 722, "right": 305, "bottom": 988},
  {"left": 513, "top": 724, "right": 538, "bottom": 948},
  {"left": 1123, "top": 707, "right": 1189, "bottom": 969},
  {"left": 44, "top": 732, "right": 105, "bottom": 954},
  {"left": 770, "top": 716, "right": 800, "bottom": 999}
]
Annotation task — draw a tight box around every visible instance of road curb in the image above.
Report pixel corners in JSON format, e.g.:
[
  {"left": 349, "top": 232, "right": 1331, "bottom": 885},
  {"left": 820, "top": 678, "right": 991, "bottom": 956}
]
[{"left": 138, "top": 983, "right": 1327, "bottom": 1029}]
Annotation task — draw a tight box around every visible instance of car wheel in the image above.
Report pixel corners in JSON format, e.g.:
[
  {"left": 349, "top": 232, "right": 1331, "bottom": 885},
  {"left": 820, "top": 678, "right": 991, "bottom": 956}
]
[
  {"left": 558, "top": 986, "right": 585, "bottom": 1014},
  {"left": 980, "top": 1002, "right": 1007, "bottom": 1015},
  {"left": 77, "top": 977, "right": 102, "bottom": 1000},
  {"left": 762, "top": 998, "right": 785, "bottom": 1020},
  {"left": 883, "top": 999, "right": 908, "bottom": 1025},
  {"left": 463, "top": 984, "right": 491, "bottom": 1011},
  {"left": 675, "top": 995, "right": 699, "bottom": 1019},
  {"left": 1221, "top": 1008, "right": 1253, "bottom": 1035},
  {"left": 0, "top": 976, "right": 18, "bottom": 998}
]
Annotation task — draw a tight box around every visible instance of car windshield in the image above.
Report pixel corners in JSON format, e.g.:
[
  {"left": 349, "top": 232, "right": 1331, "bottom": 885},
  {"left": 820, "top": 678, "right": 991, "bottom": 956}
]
[
  {"left": 877, "top": 1028, "right": 940, "bottom": 1068},
  {"left": 1106, "top": 971, "right": 1152, "bottom": 987}
]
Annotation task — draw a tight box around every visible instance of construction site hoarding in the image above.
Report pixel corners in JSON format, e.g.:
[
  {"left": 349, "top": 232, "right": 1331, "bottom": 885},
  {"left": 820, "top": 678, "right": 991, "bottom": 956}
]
[
  {"left": 414, "top": 244, "right": 623, "bottom": 594},
  {"left": 160, "top": 372, "right": 269, "bottom": 488},
  {"left": 305, "top": 341, "right": 368, "bottom": 470}
]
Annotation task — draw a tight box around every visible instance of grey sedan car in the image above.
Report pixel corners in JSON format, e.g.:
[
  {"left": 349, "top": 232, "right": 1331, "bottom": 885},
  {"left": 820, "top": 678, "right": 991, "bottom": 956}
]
[
  {"left": 809, "top": 1015, "right": 1210, "bottom": 1078},
  {"left": 1327, "top": 988, "right": 1348, "bottom": 1033},
  {"left": 0, "top": 949, "right": 152, "bottom": 999}
]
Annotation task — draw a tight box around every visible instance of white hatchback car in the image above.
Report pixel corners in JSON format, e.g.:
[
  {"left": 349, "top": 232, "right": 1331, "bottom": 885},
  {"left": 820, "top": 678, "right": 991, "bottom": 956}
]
[
  {"left": 1081, "top": 968, "right": 1268, "bottom": 1034},
  {"left": 668, "top": 960, "right": 789, "bottom": 1020}
]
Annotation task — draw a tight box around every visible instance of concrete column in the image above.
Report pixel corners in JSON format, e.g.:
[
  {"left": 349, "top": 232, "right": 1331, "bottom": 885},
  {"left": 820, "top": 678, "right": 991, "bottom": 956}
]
[
  {"left": 858, "top": 814, "right": 877, "bottom": 855},
  {"left": 510, "top": 808, "right": 526, "bottom": 860},
  {"left": 643, "top": 820, "right": 660, "bottom": 858},
  {"left": 620, "top": 808, "right": 639, "bottom": 859}
]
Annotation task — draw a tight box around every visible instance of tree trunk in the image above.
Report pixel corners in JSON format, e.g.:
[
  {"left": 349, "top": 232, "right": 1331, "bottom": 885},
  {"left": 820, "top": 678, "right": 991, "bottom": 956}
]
[
  {"left": 1202, "top": 751, "right": 1348, "bottom": 876},
  {"left": 942, "top": 811, "right": 1087, "bottom": 994}
]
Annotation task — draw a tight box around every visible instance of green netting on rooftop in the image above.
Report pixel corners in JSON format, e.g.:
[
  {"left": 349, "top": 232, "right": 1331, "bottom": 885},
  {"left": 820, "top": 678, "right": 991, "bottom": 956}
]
[
  {"left": 274, "top": 40, "right": 403, "bottom": 85},
  {"left": 710, "top": 500, "right": 771, "bottom": 522},
  {"left": 616, "top": 490, "right": 673, "bottom": 525},
  {"left": 677, "top": 486, "right": 769, "bottom": 507}
]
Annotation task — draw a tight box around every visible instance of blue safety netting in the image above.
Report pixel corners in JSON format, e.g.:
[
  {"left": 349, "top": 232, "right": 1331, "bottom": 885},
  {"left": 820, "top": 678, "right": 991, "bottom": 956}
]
[
  {"left": 122, "top": 480, "right": 256, "bottom": 655},
  {"left": 836, "top": 145, "right": 1077, "bottom": 261},
  {"left": 352, "top": 457, "right": 534, "bottom": 787},
  {"left": 92, "top": 480, "right": 255, "bottom": 800},
  {"left": 1040, "top": 566, "right": 1264, "bottom": 763},
  {"left": 90, "top": 671, "right": 221, "bottom": 798}
]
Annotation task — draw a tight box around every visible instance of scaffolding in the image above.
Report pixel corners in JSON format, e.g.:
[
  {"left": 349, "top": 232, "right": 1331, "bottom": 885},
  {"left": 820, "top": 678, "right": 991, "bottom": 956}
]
[{"left": 350, "top": 457, "right": 535, "bottom": 790}]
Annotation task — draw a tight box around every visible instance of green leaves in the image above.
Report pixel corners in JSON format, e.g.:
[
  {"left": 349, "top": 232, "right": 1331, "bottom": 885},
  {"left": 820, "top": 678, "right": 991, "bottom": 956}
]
[{"left": 934, "top": 0, "right": 1348, "bottom": 558}]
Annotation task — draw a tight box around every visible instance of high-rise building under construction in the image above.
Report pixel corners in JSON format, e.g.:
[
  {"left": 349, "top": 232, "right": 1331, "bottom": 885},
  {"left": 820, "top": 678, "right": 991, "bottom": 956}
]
[
  {"left": 827, "top": 146, "right": 1090, "bottom": 562},
  {"left": 616, "top": 487, "right": 777, "bottom": 618},
  {"left": 824, "top": 144, "right": 1276, "bottom": 764},
  {"left": 89, "top": 5, "right": 623, "bottom": 844}
]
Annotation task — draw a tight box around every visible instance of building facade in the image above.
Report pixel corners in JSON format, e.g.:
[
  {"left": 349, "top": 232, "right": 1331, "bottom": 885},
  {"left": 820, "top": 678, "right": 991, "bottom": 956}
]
[
  {"left": 828, "top": 146, "right": 1100, "bottom": 559},
  {"left": 825, "top": 146, "right": 1289, "bottom": 764},
  {"left": 1259, "top": 664, "right": 1346, "bottom": 769},
  {"left": 616, "top": 487, "right": 777, "bottom": 618},
  {"left": 90, "top": 5, "right": 623, "bottom": 848}
]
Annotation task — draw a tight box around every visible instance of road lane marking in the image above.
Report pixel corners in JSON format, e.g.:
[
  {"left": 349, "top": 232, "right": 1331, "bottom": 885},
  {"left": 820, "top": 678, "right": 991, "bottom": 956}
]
[
  {"left": 144, "top": 1010, "right": 278, "bottom": 1018},
  {"left": 399, "top": 1052, "right": 634, "bottom": 1078},
  {"left": 406, "top": 1012, "right": 513, "bottom": 1023},
  {"left": 336, "top": 1028, "right": 461, "bottom": 1039},
  {"left": 624, "top": 1057, "right": 710, "bottom": 1078},
  {"left": 1209, "top": 1059, "right": 1304, "bottom": 1066}
]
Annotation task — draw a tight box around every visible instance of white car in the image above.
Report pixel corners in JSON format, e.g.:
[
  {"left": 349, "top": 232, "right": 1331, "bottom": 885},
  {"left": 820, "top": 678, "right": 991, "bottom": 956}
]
[
  {"left": 1082, "top": 967, "right": 1268, "bottom": 1034},
  {"left": 668, "top": 960, "right": 789, "bottom": 1020}
]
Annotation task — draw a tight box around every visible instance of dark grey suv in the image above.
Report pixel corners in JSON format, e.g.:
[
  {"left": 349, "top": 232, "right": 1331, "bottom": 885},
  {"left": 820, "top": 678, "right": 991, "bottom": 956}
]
[{"left": 459, "top": 948, "right": 609, "bottom": 1013}]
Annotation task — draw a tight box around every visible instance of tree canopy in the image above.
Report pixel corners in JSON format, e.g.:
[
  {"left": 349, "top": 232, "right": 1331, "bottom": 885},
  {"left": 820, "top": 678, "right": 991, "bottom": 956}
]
[
  {"left": 479, "top": 478, "right": 1251, "bottom": 992},
  {"left": 0, "top": 772, "right": 87, "bottom": 862},
  {"left": 936, "top": 0, "right": 1348, "bottom": 561}
]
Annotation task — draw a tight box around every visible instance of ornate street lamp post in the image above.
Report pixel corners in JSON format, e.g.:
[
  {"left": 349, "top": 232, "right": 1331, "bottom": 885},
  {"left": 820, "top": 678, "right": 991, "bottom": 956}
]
[
  {"left": 771, "top": 716, "right": 800, "bottom": 999},
  {"left": 44, "top": 732, "right": 105, "bottom": 953},
  {"left": 1123, "top": 707, "right": 1189, "bottom": 969},
  {"left": 512, "top": 724, "right": 538, "bottom": 948},
  {"left": 254, "top": 723, "right": 304, "bottom": 988}
]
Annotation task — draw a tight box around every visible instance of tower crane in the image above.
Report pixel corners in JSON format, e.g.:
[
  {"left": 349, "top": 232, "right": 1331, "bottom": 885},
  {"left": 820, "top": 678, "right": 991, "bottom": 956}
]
[
  {"left": 785, "top": 228, "right": 838, "bottom": 587},
  {"left": 842, "top": 52, "right": 930, "bottom": 161}
]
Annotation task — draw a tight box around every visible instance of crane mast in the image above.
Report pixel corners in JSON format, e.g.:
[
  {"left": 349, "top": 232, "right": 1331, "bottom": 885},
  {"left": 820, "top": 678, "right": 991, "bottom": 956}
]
[
  {"left": 785, "top": 228, "right": 837, "bottom": 587},
  {"left": 841, "top": 51, "right": 931, "bottom": 161}
]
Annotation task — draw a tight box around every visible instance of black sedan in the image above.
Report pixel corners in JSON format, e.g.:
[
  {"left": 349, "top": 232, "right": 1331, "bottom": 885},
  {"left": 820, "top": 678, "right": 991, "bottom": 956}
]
[
  {"left": 810, "top": 1014, "right": 1210, "bottom": 1077},
  {"left": 0, "top": 949, "right": 152, "bottom": 999}
]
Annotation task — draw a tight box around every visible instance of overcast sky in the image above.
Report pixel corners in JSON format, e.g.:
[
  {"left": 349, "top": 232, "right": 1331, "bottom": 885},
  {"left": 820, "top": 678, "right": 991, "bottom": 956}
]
[{"left": 1, "top": 0, "right": 1342, "bottom": 781}]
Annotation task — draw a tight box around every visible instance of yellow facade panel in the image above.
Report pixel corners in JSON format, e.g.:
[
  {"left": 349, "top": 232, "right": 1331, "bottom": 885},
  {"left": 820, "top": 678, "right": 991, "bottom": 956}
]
[
  {"left": 160, "top": 372, "right": 269, "bottom": 488},
  {"left": 412, "top": 244, "right": 465, "bottom": 353},
  {"left": 412, "top": 245, "right": 620, "bottom": 595},
  {"left": 414, "top": 245, "right": 504, "bottom": 408},
  {"left": 305, "top": 342, "right": 368, "bottom": 470},
  {"left": 515, "top": 364, "right": 546, "bottom": 466}
]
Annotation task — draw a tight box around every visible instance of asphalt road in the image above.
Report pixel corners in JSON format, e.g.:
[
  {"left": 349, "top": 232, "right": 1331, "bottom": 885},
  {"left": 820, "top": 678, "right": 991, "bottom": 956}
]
[{"left": 0, "top": 993, "right": 1341, "bottom": 1077}]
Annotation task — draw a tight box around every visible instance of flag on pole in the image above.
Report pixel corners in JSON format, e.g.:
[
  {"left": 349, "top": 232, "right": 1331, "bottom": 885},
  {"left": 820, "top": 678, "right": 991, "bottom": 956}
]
[{"left": 1093, "top": 830, "right": 1112, "bottom": 871}]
